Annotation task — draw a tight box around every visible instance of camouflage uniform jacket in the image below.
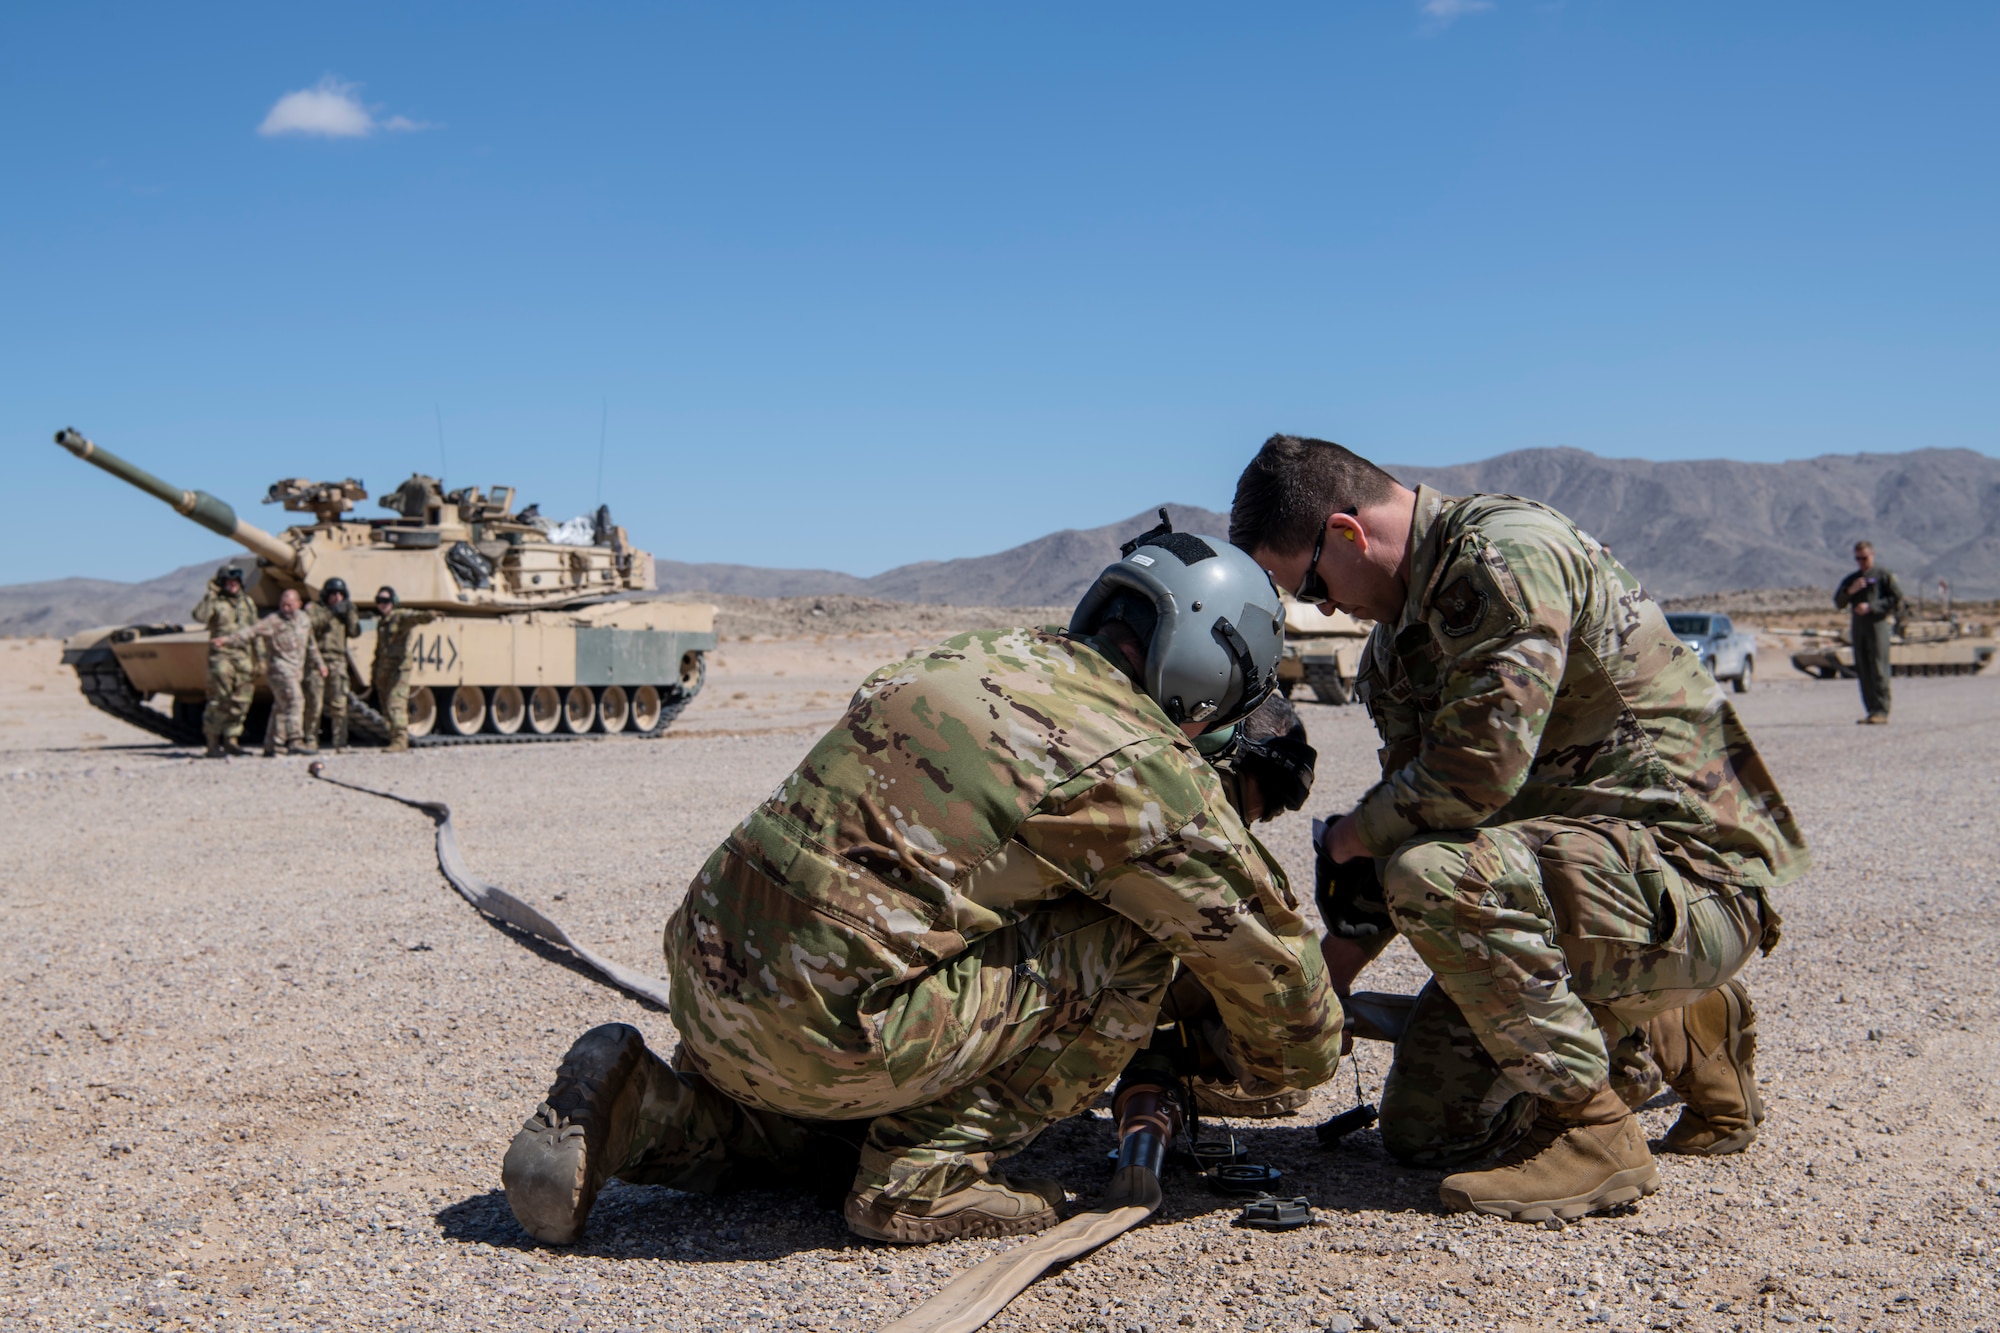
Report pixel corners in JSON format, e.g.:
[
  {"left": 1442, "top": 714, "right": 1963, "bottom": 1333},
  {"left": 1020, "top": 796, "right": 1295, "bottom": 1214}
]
[
  {"left": 1833, "top": 566, "right": 1904, "bottom": 624},
  {"left": 371, "top": 608, "right": 438, "bottom": 679},
  {"left": 194, "top": 585, "right": 260, "bottom": 655},
  {"left": 1351, "top": 486, "right": 1810, "bottom": 892},
  {"left": 308, "top": 600, "right": 361, "bottom": 666},
  {"left": 667, "top": 627, "right": 1340, "bottom": 1102},
  {"left": 224, "top": 611, "right": 325, "bottom": 682}
]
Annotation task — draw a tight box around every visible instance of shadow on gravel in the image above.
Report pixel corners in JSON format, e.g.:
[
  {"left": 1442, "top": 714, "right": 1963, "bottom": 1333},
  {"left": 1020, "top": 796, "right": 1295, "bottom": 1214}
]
[
  {"left": 436, "top": 1183, "right": 856, "bottom": 1262},
  {"left": 1003, "top": 1106, "right": 1449, "bottom": 1223},
  {"left": 476, "top": 918, "right": 670, "bottom": 1013},
  {"left": 433, "top": 1103, "right": 1478, "bottom": 1263}
]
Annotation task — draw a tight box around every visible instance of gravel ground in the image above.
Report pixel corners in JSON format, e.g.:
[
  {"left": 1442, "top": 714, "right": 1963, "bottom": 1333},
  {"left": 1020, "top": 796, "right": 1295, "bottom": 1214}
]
[{"left": 3, "top": 636, "right": 1997, "bottom": 1333}]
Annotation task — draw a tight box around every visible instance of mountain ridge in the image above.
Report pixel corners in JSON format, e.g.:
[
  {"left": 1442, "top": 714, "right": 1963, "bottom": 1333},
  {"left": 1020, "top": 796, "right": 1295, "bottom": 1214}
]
[{"left": 6, "top": 447, "right": 1994, "bottom": 637}]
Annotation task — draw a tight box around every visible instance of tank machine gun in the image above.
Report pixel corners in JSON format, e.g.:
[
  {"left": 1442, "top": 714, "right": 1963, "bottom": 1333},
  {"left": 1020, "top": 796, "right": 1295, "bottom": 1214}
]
[{"left": 54, "top": 428, "right": 714, "bottom": 747}]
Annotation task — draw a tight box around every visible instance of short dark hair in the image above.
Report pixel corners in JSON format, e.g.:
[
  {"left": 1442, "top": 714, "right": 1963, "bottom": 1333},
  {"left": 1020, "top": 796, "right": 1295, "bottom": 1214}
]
[
  {"left": 1229, "top": 435, "right": 1401, "bottom": 557},
  {"left": 1854, "top": 540, "right": 1874, "bottom": 553}
]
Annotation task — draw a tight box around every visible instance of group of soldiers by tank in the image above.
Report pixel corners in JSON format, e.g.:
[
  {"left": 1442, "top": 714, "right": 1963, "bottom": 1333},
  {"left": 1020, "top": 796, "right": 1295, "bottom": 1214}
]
[
  {"left": 192, "top": 569, "right": 437, "bottom": 756},
  {"left": 1835, "top": 539, "right": 1905, "bottom": 725},
  {"left": 498, "top": 433, "right": 1807, "bottom": 1250}
]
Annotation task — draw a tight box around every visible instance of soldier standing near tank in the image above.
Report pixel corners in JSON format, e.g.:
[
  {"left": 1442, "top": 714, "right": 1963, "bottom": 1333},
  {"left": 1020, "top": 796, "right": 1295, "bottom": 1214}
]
[
  {"left": 370, "top": 587, "right": 438, "bottom": 752},
  {"left": 1232, "top": 434, "right": 1810, "bottom": 1224},
  {"left": 193, "top": 564, "right": 260, "bottom": 757},
  {"left": 1835, "top": 540, "right": 1904, "bottom": 725},
  {"left": 214, "top": 588, "right": 326, "bottom": 756},
  {"left": 302, "top": 578, "right": 361, "bottom": 753}
]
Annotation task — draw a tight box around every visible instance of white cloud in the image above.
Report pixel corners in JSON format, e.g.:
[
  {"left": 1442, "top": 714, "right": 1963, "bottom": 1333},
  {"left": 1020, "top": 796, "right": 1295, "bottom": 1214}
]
[
  {"left": 257, "top": 76, "right": 431, "bottom": 139},
  {"left": 1420, "top": 0, "right": 1496, "bottom": 30}
]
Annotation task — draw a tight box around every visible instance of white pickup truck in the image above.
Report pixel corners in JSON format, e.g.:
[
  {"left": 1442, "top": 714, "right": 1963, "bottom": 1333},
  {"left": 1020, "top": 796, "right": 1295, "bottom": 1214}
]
[{"left": 1665, "top": 612, "right": 1756, "bottom": 693}]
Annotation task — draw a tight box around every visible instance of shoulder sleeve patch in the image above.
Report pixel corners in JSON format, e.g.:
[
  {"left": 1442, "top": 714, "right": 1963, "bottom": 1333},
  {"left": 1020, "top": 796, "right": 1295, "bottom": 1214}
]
[{"left": 1433, "top": 574, "right": 1488, "bottom": 637}]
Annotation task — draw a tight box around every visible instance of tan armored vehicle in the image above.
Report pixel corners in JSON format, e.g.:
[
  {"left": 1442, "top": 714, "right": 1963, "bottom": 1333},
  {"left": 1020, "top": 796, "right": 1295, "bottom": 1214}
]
[
  {"left": 54, "top": 428, "right": 716, "bottom": 746},
  {"left": 1275, "top": 596, "right": 1372, "bottom": 704},
  {"left": 1790, "top": 616, "right": 1996, "bottom": 679}
]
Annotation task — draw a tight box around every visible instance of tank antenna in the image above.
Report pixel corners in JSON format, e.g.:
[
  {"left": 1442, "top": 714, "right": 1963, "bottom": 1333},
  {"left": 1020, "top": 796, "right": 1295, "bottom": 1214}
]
[
  {"left": 434, "top": 403, "right": 448, "bottom": 482},
  {"left": 596, "top": 397, "right": 608, "bottom": 506}
]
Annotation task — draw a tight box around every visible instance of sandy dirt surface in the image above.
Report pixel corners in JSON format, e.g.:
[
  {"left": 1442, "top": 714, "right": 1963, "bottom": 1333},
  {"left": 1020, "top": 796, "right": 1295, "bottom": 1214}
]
[{"left": 3, "top": 632, "right": 1997, "bottom": 1333}]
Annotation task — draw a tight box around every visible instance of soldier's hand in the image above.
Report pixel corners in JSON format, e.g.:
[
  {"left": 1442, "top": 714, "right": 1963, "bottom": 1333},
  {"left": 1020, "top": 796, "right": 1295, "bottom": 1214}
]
[
  {"left": 1320, "top": 811, "right": 1369, "bottom": 864},
  {"left": 210, "top": 637, "right": 226, "bottom": 648}
]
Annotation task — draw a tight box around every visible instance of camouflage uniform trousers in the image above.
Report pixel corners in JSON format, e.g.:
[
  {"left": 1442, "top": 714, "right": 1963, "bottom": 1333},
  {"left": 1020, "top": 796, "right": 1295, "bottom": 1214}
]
[
  {"left": 1852, "top": 617, "right": 1893, "bottom": 718},
  {"left": 1375, "top": 816, "right": 1768, "bottom": 1167},
  {"left": 301, "top": 665, "right": 349, "bottom": 748},
  {"left": 639, "top": 894, "right": 1176, "bottom": 1203},
  {"left": 261, "top": 667, "right": 310, "bottom": 752},
  {"left": 202, "top": 647, "right": 258, "bottom": 744},
  {"left": 375, "top": 665, "right": 414, "bottom": 747}
]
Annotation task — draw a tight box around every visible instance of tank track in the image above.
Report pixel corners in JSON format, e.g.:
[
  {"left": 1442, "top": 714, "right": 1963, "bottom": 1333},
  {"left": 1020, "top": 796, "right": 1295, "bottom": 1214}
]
[
  {"left": 345, "top": 690, "right": 694, "bottom": 748},
  {"left": 71, "top": 646, "right": 206, "bottom": 746},
  {"left": 72, "top": 644, "right": 697, "bottom": 750}
]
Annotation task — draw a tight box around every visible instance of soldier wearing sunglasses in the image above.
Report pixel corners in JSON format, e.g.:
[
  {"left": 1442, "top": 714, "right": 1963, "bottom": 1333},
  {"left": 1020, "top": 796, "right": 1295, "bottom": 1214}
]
[{"left": 1230, "top": 433, "right": 1809, "bottom": 1224}]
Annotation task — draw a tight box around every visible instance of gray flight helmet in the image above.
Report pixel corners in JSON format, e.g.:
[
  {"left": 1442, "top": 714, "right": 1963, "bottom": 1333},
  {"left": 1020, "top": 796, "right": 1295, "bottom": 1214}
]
[{"left": 1070, "top": 510, "right": 1286, "bottom": 728}]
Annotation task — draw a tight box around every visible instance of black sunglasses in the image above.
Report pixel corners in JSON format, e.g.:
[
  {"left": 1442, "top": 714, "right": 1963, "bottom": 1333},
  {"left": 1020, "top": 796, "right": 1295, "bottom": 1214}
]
[{"left": 1294, "top": 508, "right": 1358, "bottom": 604}]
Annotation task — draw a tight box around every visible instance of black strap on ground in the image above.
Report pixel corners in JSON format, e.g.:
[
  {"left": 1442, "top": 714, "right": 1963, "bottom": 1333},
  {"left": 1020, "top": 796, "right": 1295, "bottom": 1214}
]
[{"left": 308, "top": 764, "right": 675, "bottom": 1011}]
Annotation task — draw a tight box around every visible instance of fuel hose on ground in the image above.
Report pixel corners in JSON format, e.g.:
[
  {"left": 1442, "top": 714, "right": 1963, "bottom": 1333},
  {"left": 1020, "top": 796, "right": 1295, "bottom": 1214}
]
[
  {"left": 876, "top": 1077, "right": 1179, "bottom": 1333},
  {"left": 307, "top": 763, "right": 675, "bottom": 1011}
]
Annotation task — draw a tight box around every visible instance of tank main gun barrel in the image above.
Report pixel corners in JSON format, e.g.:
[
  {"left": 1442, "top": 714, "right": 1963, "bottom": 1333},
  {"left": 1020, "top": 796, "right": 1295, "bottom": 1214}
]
[{"left": 54, "top": 428, "right": 299, "bottom": 573}]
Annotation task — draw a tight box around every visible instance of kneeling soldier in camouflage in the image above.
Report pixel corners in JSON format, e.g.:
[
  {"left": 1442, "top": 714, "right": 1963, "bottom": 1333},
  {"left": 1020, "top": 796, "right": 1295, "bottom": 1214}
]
[
  {"left": 503, "top": 528, "right": 1340, "bottom": 1244},
  {"left": 1232, "top": 435, "right": 1809, "bottom": 1223}
]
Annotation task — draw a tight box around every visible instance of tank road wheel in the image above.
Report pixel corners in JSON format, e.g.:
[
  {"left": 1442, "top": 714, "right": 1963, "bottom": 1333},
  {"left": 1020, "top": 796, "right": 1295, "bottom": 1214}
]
[
  {"left": 680, "top": 651, "right": 707, "bottom": 697},
  {"left": 446, "top": 686, "right": 488, "bottom": 736},
  {"left": 489, "top": 685, "right": 527, "bottom": 735},
  {"left": 407, "top": 686, "right": 438, "bottom": 739},
  {"left": 527, "top": 685, "right": 562, "bottom": 735},
  {"left": 560, "top": 685, "right": 597, "bottom": 734},
  {"left": 630, "top": 685, "right": 665, "bottom": 735},
  {"left": 597, "top": 685, "right": 631, "bottom": 734},
  {"left": 1732, "top": 658, "right": 1753, "bottom": 694}
]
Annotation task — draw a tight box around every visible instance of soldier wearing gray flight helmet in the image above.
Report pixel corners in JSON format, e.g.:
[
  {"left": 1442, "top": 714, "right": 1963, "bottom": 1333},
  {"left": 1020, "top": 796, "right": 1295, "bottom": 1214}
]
[{"left": 499, "top": 513, "right": 1338, "bottom": 1249}]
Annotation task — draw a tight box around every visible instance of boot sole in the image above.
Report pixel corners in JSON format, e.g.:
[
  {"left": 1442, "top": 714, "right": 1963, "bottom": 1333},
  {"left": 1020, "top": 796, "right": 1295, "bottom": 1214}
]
[
  {"left": 844, "top": 1199, "right": 1059, "bottom": 1245},
  {"left": 1439, "top": 1163, "right": 1661, "bottom": 1223},
  {"left": 502, "top": 1120, "right": 590, "bottom": 1245},
  {"left": 501, "top": 1024, "right": 647, "bottom": 1246}
]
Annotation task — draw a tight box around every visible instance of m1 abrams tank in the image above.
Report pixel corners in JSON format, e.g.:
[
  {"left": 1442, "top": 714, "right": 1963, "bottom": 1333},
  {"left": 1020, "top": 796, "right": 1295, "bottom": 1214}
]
[
  {"left": 54, "top": 428, "right": 716, "bottom": 747},
  {"left": 1789, "top": 616, "right": 1996, "bottom": 679},
  {"left": 1274, "top": 596, "right": 1372, "bottom": 704}
]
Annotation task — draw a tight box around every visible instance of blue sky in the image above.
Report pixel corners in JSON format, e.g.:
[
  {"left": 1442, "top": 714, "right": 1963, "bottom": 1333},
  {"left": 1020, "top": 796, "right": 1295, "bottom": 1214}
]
[{"left": 6, "top": 2, "right": 1996, "bottom": 583}]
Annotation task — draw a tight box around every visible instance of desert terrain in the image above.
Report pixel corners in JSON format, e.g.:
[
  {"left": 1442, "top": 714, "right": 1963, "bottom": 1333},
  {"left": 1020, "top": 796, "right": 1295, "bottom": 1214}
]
[{"left": 2, "top": 618, "right": 1996, "bottom": 1333}]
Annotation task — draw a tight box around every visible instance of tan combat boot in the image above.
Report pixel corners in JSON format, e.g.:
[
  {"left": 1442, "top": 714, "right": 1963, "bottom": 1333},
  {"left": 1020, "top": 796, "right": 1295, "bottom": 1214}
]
[
  {"left": 1646, "top": 980, "right": 1764, "bottom": 1156},
  {"left": 503, "top": 1023, "right": 664, "bottom": 1245},
  {"left": 845, "top": 1175, "right": 1066, "bottom": 1244},
  {"left": 1438, "top": 1086, "right": 1659, "bottom": 1223},
  {"left": 1192, "top": 1077, "right": 1311, "bottom": 1119}
]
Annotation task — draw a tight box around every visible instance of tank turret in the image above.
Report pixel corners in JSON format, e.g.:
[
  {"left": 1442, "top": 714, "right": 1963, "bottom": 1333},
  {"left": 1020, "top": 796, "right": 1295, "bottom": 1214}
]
[{"left": 54, "top": 428, "right": 656, "bottom": 613}]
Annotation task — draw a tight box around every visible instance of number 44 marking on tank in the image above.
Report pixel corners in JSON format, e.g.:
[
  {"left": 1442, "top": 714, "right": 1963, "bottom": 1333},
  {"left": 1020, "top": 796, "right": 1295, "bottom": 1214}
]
[{"left": 414, "top": 634, "right": 459, "bottom": 672}]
